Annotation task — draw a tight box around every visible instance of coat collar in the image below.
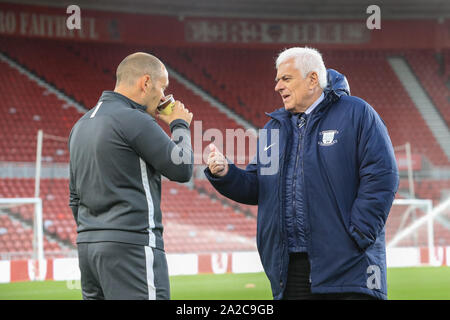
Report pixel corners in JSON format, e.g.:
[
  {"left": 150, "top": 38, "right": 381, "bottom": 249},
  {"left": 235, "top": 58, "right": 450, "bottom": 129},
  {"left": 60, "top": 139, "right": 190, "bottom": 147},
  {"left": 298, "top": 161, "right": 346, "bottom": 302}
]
[{"left": 99, "top": 90, "right": 148, "bottom": 112}]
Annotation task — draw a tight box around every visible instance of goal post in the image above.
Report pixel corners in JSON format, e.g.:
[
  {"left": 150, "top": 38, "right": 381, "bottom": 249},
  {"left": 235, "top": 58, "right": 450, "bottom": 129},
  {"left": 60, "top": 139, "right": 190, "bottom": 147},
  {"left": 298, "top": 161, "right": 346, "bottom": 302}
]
[{"left": 393, "top": 142, "right": 415, "bottom": 198}]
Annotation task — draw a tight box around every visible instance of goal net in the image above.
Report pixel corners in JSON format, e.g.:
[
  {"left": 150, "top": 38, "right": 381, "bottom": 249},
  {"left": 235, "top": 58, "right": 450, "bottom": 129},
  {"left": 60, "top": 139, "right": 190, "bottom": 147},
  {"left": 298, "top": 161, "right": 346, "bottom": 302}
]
[
  {"left": 386, "top": 197, "right": 450, "bottom": 267},
  {"left": 0, "top": 129, "right": 76, "bottom": 266}
]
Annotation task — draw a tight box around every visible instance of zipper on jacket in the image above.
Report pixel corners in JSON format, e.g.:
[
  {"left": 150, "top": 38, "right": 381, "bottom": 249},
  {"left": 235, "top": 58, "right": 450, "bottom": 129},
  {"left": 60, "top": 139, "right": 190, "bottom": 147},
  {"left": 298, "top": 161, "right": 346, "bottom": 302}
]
[
  {"left": 278, "top": 152, "right": 287, "bottom": 290},
  {"left": 301, "top": 116, "right": 313, "bottom": 285},
  {"left": 277, "top": 124, "right": 289, "bottom": 291},
  {"left": 292, "top": 118, "right": 304, "bottom": 249}
]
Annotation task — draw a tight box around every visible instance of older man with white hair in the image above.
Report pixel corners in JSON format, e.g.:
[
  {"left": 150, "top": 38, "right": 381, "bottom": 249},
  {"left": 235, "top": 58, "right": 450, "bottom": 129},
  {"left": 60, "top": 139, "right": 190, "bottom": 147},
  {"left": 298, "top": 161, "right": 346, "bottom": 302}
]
[{"left": 205, "top": 47, "right": 399, "bottom": 300}]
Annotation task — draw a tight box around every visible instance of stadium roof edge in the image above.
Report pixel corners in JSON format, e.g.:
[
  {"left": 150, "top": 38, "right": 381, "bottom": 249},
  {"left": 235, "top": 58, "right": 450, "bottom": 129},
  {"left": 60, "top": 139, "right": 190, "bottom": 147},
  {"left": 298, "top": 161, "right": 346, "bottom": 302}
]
[{"left": 1, "top": 0, "right": 449, "bottom": 20}]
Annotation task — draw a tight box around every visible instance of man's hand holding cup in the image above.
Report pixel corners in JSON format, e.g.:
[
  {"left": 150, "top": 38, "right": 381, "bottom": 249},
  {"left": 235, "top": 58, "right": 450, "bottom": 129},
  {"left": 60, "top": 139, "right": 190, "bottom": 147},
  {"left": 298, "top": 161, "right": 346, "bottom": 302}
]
[{"left": 157, "top": 94, "right": 193, "bottom": 126}]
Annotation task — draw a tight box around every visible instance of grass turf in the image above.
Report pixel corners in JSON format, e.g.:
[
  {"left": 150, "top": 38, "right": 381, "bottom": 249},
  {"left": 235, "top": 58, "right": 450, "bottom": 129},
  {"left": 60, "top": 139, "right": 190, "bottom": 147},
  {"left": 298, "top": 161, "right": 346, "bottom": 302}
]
[{"left": 0, "top": 267, "right": 449, "bottom": 300}]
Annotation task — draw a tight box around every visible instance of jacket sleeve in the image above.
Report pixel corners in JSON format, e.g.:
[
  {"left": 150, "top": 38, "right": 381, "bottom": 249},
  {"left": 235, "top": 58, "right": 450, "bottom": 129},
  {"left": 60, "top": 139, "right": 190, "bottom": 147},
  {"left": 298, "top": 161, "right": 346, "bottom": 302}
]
[
  {"left": 125, "top": 113, "right": 193, "bottom": 183},
  {"left": 349, "top": 104, "right": 399, "bottom": 251},
  {"left": 204, "top": 155, "right": 259, "bottom": 205},
  {"left": 68, "top": 132, "right": 80, "bottom": 225},
  {"left": 69, "top": 164, "right": 80, "bottom": 224}
]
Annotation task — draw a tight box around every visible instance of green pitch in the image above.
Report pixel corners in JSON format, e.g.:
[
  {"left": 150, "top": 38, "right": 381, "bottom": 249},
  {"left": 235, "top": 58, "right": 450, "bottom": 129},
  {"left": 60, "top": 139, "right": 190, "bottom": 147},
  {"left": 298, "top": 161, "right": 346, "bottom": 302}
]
[{"left": 0, "top": 267, "right": 449, "bottom": 300}]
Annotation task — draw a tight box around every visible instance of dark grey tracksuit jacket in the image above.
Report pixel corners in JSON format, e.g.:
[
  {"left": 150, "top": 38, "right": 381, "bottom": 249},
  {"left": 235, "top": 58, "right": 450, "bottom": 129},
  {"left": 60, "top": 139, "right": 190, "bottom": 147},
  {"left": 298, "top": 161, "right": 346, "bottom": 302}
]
[{"left": 68, "top": 91, "right": 193, "bottom": 250}]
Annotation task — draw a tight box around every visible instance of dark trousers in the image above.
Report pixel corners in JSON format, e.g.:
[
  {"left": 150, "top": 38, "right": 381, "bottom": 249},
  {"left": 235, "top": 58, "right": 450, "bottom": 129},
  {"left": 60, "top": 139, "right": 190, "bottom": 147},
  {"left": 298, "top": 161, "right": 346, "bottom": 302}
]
[
  {"left": 77, "top": 242, "right": 170, "bottom": 300},
  {"left": 283, "top": 253, "right": 376, "bottom": 300}
]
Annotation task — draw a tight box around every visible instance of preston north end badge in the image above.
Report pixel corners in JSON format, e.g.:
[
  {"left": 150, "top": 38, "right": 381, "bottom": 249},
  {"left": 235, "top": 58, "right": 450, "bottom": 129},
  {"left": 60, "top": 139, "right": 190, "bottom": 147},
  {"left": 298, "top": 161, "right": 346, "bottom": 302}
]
[{"left": 318, "top": 130, "right": 339, "bottom": 146}]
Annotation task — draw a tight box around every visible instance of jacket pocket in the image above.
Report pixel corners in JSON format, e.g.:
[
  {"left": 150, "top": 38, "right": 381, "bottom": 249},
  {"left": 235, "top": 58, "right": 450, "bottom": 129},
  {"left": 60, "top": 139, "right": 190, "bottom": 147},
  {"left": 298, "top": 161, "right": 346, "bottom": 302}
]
[{"left": 348, "top": 223, "right": 375, "bottom": 252}]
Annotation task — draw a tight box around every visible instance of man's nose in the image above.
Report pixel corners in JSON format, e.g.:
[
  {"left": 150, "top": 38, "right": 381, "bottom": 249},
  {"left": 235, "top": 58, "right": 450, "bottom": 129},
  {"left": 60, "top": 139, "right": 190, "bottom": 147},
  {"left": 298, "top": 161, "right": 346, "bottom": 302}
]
[{"left": 275, "top": 81, "right": 283, "bottom": 92}]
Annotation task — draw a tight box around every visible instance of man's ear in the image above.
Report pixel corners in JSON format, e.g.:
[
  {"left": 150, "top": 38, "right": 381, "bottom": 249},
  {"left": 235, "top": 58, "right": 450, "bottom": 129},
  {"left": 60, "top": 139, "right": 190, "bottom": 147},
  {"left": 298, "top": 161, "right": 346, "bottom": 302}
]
[
  {"left": 309, "top": 72, "right": 319, "bottom": 89},
  {"left": 141, "top": 74, "right": 153, "bottom": 92}
]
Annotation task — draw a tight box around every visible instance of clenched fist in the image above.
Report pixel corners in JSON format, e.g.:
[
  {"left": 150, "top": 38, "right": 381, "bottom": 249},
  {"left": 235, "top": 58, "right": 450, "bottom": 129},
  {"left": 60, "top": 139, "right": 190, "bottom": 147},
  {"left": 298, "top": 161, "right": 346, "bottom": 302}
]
[{"left": 207, "top": 144, "right": 228, "bottom": 177}]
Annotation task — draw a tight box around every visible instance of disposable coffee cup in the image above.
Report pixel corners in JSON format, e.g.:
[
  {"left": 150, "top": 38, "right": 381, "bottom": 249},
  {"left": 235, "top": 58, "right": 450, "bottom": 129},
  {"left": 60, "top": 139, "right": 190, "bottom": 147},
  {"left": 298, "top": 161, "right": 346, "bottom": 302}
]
[{"left": 157, "top": 94, "right": 175, "bottom": 115}]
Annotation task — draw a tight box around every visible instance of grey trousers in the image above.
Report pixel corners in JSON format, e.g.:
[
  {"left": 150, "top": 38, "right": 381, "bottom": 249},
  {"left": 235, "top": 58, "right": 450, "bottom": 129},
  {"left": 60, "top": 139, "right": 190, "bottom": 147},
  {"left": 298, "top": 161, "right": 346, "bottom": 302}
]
[{"left": 77, "top": 242, "right": 170, "bottom": 300}]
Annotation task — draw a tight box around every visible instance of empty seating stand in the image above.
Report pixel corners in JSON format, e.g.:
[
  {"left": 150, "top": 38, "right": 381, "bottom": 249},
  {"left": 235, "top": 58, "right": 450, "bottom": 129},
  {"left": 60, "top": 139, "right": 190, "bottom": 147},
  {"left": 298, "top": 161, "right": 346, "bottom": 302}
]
[
  {"left": 0, "top": 38, "right": 252, "bottom": 166},
  {"left": 165, "top": 47, "right": 449, "bottom": 166},
  {"left": 404, "top": 50, "right": 450, "bottom": 126},
  {"left": 0, "top": 60, "right": 79, "bottom": 163},
  {"left": 0, "top": 36, "right": 448, "bottom": 257},
  {"left": 0, "top": 178, "right": 257, "bottom": 254},
  {"left": 0, "top": 214, "right": 62, "bottom": 260}
]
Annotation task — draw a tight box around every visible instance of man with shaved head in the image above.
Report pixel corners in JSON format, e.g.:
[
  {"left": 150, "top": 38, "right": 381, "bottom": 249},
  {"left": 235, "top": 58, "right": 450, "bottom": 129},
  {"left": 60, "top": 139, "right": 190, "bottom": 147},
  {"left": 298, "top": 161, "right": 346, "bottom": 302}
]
[{"left": 69, "top": 52, "right": 193, "bottom": 300}]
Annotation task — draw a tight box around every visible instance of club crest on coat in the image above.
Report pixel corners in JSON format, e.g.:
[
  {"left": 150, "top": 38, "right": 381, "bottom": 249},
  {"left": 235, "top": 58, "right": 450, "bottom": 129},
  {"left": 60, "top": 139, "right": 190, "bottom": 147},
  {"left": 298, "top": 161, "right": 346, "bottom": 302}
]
[{"left": 318, "top": 130, "right": 339, "bottom": 146}]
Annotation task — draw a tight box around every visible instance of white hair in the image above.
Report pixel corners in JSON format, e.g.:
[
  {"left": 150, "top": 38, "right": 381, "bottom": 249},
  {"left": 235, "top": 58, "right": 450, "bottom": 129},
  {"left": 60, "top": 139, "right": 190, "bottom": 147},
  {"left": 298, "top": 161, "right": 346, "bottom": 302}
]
[{"left": 275, "top": 47, "right": 327, "bottom": 89}]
